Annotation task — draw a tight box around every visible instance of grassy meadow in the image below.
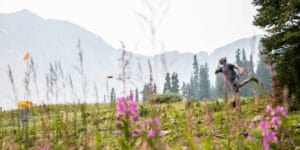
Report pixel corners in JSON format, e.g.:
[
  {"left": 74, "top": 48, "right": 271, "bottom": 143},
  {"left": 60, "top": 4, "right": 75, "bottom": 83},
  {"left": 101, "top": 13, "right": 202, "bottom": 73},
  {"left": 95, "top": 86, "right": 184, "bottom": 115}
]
[{"left": 0, "top": 96, "right": 299, "bottom": 149}]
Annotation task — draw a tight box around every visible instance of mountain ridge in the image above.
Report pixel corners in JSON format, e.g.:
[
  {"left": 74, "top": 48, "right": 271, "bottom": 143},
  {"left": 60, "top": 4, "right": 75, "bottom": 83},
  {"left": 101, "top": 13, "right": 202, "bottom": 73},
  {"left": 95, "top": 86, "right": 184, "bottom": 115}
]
[{"left": 0, "top": 9, "right": 263, "bottom": 110}]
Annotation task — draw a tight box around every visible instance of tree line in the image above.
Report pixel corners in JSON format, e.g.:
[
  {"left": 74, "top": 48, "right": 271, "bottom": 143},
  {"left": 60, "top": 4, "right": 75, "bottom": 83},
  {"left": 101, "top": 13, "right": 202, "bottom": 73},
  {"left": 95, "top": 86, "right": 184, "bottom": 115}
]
[{"left": 140, "top": 50, "right": 272, "bottom": 101}]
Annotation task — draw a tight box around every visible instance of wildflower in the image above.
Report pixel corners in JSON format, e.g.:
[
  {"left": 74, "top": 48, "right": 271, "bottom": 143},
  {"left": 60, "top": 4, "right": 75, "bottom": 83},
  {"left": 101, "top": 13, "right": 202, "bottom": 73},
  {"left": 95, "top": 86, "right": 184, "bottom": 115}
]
[
  {"left": 263, "top": 138, "right": 270, "bottom": 150},
  {"left": 271, "top": 116, "right": 281, "bottom": 125},
  {"left": 36, "top": 146, "right": 48, "bottom": 150},
  {"left": 113, "top": 130, "right": 121, "bottom": 135},
  {"left": 267, "top": 131, "right": 278, "bottom": 142},
  {"left": 116, "top": 113, "right": 122, "bottom": 120},
  {"left": 248, "top": 122, "right": 254, "bottom": 129},
  {"left": 117, "top": 96, "right": 126, "bottom": 104},
  {"left": 259, "top": 121, "right": 271, "bottom": 130},
  {"left": 133, "top": 115, "right": 139, "bottom": 121},
  {"left": 193, "top": 136, "right": 201, "bottom": 149},
  {"left": 270, "top": 109, "right": 276, "bottom": 116},
  {"left": 129, "top": 101, "right": 138, "bottom": 113},
  {"left": 116, "top": 121, "right": 122, "bottom": 127},
  {"left": 116, "top": 97, "right": 126, "bottom": 112},
  {"left": 129, "top": 91, "right": 134, "bottom": 101},
  {"left": 124, "top": 109, "right": 132, "bottom": 115},
  {"left": 147, "top": 129, "right": 156, "bottom": 138},
  {"left": 266, "top": 104, "right": 272, "bottom": 113},
  {"left": 132, "top": 129, "right": 139, "bottom": 137},
  {"left": 275, "top": 106, "right": 287, "bottom": 117},
  {"left": 247, "top": 133, "right": 253, "bottom": 140},
  {"left": 152, "top": 118, "right": 160, "bottom": 124}
]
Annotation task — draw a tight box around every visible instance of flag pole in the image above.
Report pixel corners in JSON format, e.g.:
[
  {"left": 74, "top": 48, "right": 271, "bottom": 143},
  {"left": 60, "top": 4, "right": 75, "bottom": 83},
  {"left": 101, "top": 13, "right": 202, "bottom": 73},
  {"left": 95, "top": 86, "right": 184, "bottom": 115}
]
[{"left": 23, "top": 52, "right": 29, "bottom": 100}]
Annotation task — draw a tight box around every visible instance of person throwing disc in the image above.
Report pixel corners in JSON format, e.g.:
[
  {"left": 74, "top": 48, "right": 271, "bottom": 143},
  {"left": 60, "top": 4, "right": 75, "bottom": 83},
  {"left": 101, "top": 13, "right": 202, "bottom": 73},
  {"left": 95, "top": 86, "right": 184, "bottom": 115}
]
[{"left": 215, "top": 57, "right": 258, "bottom": 108}]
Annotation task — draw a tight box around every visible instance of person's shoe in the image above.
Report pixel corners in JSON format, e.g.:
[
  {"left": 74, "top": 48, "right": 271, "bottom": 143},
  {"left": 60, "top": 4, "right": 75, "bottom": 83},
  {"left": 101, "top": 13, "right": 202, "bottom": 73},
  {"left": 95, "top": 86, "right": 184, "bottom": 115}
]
[{"left": 249, "top": 77, "right": 259, "bottom": 83}]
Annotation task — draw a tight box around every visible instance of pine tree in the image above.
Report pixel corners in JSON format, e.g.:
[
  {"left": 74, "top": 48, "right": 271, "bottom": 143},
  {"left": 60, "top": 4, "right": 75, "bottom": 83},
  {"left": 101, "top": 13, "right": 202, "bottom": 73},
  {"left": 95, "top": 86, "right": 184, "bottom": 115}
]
[
  {"left": 189, "top": 75, "right": 195, "bottom": 98},
  {"left": 153, "top": 84, "right": 157, "bottom": 93},
  {"left": 235, "top": 49, "right": 242, "bottom": 66},
  {"left": 242, "top": 49, "right": 248, "bottom": 68},
  {"left": 192, "top": 55, "right": 200, "bottom": 98},
  {"left": 214, "top": 74, "right": 224, "bottom": 98},
  {"left": 171, "top": 72, "right": 179, "bottom": 93},
  {"left": 256, "top": 54, "right": 272, "bottom": 93},
  {"left": 253, "top": 0, "right": 300, "bottom": 106},
  {"left": 181, "top": 82, "right": 188, "bottom": 97},
  {"left": 199, "top": 63, "right": 211, "bottom": 99},
  {"left": 142, "top": 84, "right": 150, "bottom": 102},
  {"left": 249, "top": 54, "right": 255, "bottom": 76},
  {"left": 163, "top": 73, "right": 171, "bottom": 93},
  {"left": 241, "top": 49, "right": 248, "bottom": 96},
  {"left": 135, "top": 88, "right": 139, "bottom": 102}
]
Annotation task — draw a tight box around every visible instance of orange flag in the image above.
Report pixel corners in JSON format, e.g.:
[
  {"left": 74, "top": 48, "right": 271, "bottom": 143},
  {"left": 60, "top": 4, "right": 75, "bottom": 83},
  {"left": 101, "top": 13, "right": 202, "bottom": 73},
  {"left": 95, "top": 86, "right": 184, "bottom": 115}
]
[{"left": 23, "top": 52, "right": 29, "bottom": 61}]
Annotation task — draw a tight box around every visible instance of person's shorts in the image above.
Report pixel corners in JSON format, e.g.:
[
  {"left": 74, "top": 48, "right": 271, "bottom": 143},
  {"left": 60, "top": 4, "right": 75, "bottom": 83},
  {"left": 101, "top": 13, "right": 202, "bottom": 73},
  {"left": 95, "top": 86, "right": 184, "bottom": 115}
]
[{"left": 232, "top": 78, "right": 240, "bottom": 93}]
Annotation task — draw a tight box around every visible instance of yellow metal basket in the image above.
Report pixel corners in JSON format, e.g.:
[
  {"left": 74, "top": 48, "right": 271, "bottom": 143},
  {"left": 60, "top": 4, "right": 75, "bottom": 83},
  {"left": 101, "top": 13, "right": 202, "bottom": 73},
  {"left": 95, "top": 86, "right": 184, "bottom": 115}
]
[{"left": 18, "top": 100, "right": 33, "bottom": 108}]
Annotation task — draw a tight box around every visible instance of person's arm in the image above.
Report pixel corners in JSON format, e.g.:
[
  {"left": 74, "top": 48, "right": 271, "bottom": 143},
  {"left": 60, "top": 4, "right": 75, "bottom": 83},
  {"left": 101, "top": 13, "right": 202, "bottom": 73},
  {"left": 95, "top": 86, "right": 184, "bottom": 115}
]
[
  {"left": 234, "top": 65, "right": 244, "bottom": 75},
  {"left": 215, "top": 67, "right": 222, "bottom": 75}
]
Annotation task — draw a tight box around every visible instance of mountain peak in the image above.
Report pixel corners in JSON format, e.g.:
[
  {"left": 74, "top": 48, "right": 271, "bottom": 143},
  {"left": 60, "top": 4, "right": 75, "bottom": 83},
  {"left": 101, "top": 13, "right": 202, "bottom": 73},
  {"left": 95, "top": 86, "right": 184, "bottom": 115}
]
[{"left": 11, "top": 9, "right": 42, "bottom": 19}]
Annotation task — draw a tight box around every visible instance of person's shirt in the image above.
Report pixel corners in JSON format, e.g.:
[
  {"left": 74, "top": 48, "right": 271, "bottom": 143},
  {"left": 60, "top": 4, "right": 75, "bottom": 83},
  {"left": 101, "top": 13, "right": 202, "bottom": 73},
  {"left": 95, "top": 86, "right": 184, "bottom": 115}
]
[{"left": 219, "top": 63, "right": 237, "bottom": 83}]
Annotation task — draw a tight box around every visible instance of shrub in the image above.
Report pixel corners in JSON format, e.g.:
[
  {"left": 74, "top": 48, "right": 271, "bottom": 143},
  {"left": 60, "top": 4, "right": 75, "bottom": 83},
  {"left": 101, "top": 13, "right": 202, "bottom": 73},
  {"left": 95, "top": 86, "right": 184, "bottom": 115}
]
[{"left": 150, "top": 93, "right": 182, "bottom": 103}]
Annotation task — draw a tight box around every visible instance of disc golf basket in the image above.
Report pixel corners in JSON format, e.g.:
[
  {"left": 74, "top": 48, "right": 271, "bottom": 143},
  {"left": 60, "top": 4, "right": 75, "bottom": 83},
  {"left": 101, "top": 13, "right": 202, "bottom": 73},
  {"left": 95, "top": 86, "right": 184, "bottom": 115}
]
[
  {"left": 18, "top": 100, "right": 32, "bottom": 141},
  {"left": 18, "top": 100, "right": 32, "bottom": 125}
]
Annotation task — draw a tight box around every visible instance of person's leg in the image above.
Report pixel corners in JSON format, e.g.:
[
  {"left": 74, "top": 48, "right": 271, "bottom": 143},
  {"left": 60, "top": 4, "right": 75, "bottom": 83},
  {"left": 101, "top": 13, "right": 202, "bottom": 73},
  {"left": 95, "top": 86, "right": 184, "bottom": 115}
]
[
  {"left": 239, "top": 77, "right": 259, "bottom": 87},
  {"left": 239, "top": 79, "right": 250, "bottom": 87},
  {"left": 232, "top": 92, "right": 237, "bottom": 108},
  {"left": 231, "top": 81, "right": 239, "bottom": 108}
]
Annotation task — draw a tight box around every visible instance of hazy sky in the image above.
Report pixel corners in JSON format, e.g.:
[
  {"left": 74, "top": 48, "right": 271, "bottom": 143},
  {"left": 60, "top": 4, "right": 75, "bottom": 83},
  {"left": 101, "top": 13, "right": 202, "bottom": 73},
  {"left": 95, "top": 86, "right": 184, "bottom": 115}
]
[{"left": 0, "top": 0, "right": 264, "bottom": 55}]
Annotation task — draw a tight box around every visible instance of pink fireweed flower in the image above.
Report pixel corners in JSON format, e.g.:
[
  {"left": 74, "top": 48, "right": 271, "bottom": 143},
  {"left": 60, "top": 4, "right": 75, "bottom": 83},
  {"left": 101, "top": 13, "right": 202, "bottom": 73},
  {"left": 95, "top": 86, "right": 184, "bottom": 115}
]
[
  {"left": 133, "top": 115, "right": 139, "bottom": 121},
  {"left": 124, "top": 109, "right": 132, "bottom": 115},
  {"left": 152, "top": 118, "right": 160, "bottom": 124},
  {"left": 248, "top": 122, "right": 254, "bottom": 129},
  {"left": 116, "top": 113, "right": 122, "bottom": 120},
  {"left": 262, "top": 130, "right": 278, "bottom": 150},
  {"left": 259, "top": 121, "right": 271, "bottom": 130},
  {"left": 129, "top": 91, "right": 134, "bottom": 101},
  {"left": 275, "top": 106, "right": 287, "bottom": 117},
  {"left": 193, "top": 136, "right": 201, "bottom": 149},
  {"left": 116, "top": 121, "right": 122, "bottom": 127},
  {"left": 113, "top": 130, "right": 121, "bottom": 135},
  {"left": 267, "top": 131, "right": 278, "bottom": 142},
  {"left": 36, "top": 146, "right": 48, "bottom": 150},
  {"left": 116, "top": 104, "right": 124, "bottom": 112},
  {"left": 247, "top": 133, "right": 253, "bottom": 140},
  {"left": 116, "top": 97, "right": 126, "bottom": 112},
  {"left": 270, "top": 109, "right": 276, "bottom": 116},
  {"left": 144, "top": 119, "right": 151, "bottom": 126},
  {"left": 271, "top": 116, "right": 281, "bottom": 125},
  {"left": 132, "top": 129, "right": 139, "bottom": 137},
  {"left": 266, "top": 104, "right": 272, "bottom": 113},
  {"left": 147, "top": 129, "right": 156, "bottom": 138},
  {"left": 273, "top": 125, "right": 278, "bottom": 131},
  {"left": 129, "top": 101, "right": 138, "bottom": 112},
  {"left": 263, "top": 138, "right": 270, "bottom": 150},
  {"left": 116, "top": 96, "right": 139, "bottom": 117},
  {"left": 117, "top": 97, "right": 126, "bottom": 104}
]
